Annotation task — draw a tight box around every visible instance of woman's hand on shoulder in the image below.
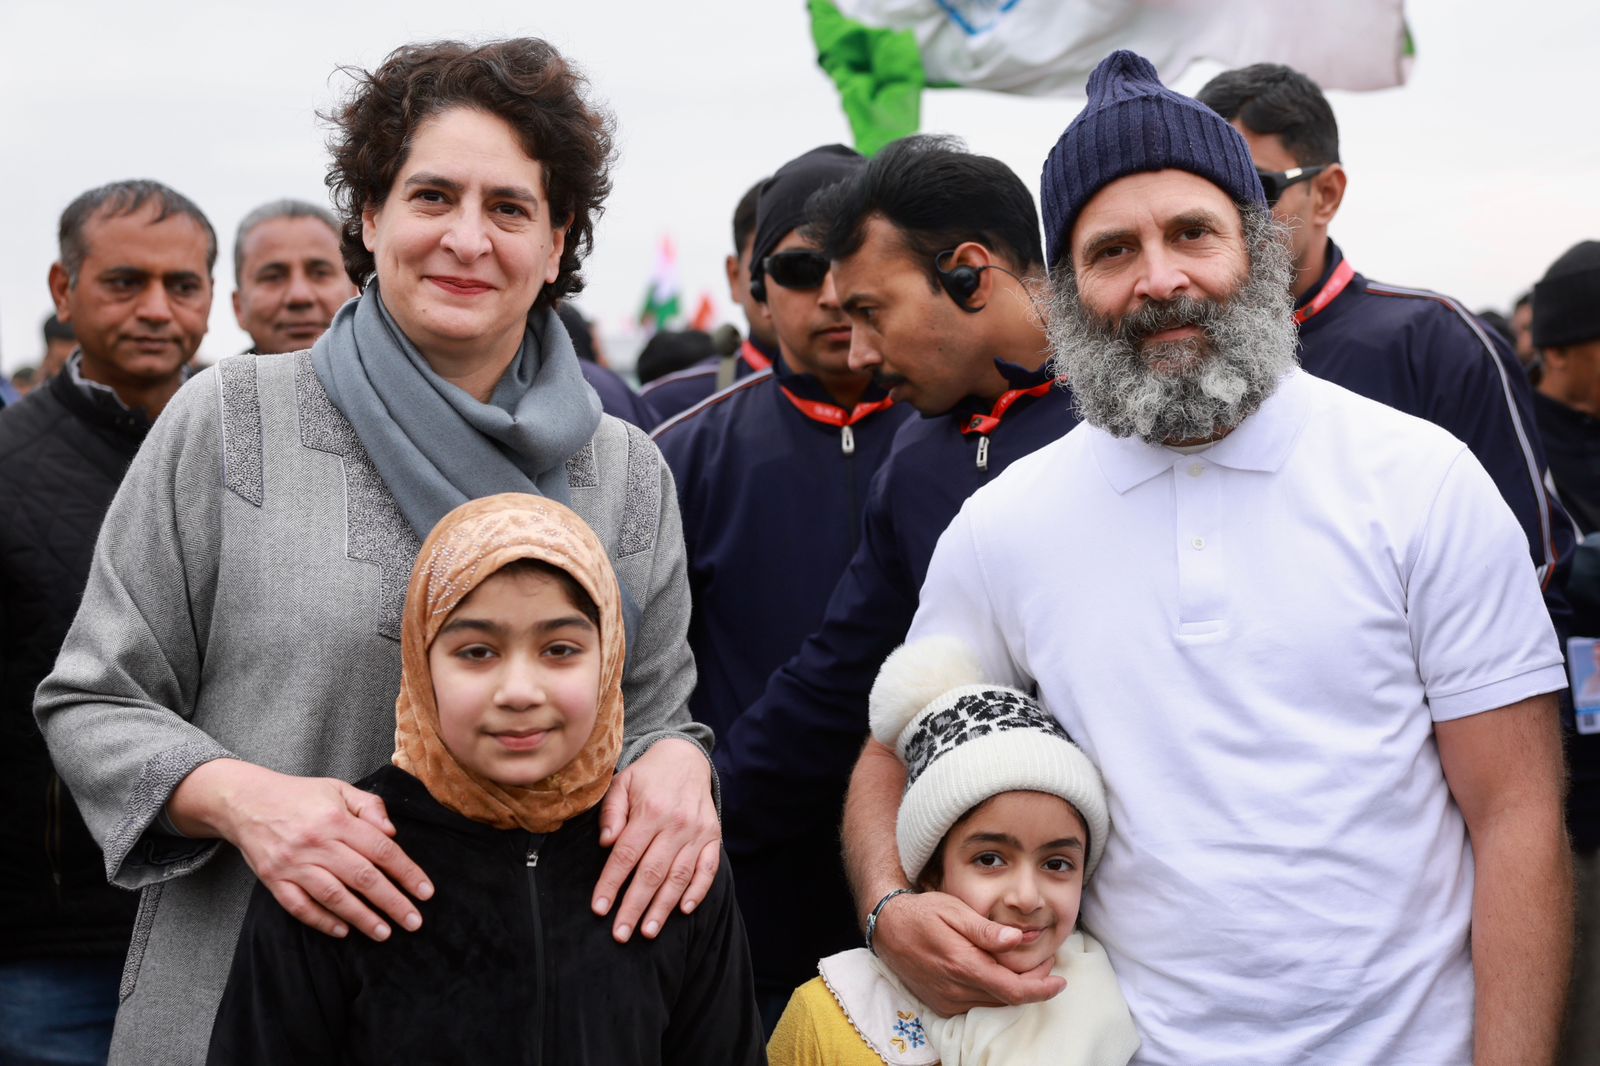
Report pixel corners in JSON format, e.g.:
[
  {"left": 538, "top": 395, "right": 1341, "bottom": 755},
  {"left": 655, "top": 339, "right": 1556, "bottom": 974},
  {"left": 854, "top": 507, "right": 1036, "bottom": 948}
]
[
  {"left": 875, "top": 890, "right": 1066, "bottom": 1015},
  {"left": 590, "top": 737, "right": 720, "bottom": 943},
  {"left": 173, "top": 759, "right": 434, "bottom": 942}
]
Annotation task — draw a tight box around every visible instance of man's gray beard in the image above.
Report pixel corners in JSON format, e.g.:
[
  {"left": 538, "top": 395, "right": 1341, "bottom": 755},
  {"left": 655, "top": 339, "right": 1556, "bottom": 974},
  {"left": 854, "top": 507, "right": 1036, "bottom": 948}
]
[{"left": 1047, "top": 206, "right": 1299, "bottom": 445}]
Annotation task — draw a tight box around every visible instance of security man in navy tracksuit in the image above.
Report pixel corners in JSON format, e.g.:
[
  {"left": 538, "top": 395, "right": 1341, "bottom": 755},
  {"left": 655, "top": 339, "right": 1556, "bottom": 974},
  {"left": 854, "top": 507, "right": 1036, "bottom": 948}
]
[
  {"left": 642, "top": 180, "right": 779, "bottom": 426},
  {"left": 711, "top": 138, "right": 1076, "bottom": 1012},
  {"left": 1195, "top": 65, "right": 1573, "bottom": 627},
  {"left": 651, "top": 145, "right": 910, "bottom": 1029}
]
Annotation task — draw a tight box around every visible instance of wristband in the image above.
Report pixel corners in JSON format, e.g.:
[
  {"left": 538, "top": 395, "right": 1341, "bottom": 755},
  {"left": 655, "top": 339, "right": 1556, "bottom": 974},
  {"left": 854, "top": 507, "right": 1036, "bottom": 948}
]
[{"left": 864, "top": 887, "right": 913, "bottom": 956}]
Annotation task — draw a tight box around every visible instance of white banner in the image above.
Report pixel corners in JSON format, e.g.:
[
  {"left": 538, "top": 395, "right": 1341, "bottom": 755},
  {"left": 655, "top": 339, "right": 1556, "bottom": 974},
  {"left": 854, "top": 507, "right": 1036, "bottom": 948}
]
[{"left": 835, "top": 0, "right": 1410, "bottom": 94}]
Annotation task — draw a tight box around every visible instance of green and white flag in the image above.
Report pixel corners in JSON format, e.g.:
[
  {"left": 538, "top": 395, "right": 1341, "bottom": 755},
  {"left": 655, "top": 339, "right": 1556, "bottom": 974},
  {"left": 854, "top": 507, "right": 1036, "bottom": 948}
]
[
  {"left": 812, "top": 0, "right": 1412, "bottom": 154},
  {"left": 638, "top": 236, "right": 682, "bottom": 331}
]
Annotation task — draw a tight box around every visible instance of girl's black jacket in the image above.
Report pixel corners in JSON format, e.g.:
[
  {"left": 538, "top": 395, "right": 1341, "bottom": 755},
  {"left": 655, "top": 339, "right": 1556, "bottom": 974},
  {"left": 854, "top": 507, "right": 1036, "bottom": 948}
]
[{"left": 206, "top": 765, "right": 766, "bottom": 1065}]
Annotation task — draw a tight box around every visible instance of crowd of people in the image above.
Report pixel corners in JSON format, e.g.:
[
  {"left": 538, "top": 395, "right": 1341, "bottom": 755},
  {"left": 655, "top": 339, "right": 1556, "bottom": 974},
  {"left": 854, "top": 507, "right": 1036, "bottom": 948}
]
[{"left": 2, "top": 32, "right": 1598, "bottom": 1066}]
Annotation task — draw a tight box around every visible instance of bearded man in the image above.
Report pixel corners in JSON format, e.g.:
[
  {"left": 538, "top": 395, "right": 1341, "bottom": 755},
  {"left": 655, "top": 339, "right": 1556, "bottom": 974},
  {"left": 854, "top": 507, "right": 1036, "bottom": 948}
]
[{"left": 839, "top": 51, "right": 1572, "bottom": 1066}]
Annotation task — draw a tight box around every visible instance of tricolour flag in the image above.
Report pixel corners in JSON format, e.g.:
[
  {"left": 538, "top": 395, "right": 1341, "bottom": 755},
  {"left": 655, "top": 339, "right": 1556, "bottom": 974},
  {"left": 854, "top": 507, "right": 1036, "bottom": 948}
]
[
  {"left": 638, "top": 237, "right": 682, "bottom": 331},
  {"left": 689, "top": 293, "right": 717, "bottom": 333},
  {"left": 813, "top": 0, "right": 1413, "bottom": 154}
]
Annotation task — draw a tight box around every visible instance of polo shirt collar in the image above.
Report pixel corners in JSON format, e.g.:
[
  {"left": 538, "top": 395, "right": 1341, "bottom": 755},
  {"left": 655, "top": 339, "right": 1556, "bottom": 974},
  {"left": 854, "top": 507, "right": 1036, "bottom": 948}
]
[{"left": 1089, "top": 368, "right": 1313, "bottom": 493}]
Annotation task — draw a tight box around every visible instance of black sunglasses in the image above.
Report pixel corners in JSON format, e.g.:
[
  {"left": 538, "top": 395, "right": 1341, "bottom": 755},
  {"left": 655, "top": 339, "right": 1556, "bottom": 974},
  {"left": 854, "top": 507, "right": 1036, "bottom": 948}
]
[
  {"left": 762, "top": 250, "right": 831, "bottom": 291},
  {"left": 1255, "top": 164, "right": 1331, "bottom": 206}
]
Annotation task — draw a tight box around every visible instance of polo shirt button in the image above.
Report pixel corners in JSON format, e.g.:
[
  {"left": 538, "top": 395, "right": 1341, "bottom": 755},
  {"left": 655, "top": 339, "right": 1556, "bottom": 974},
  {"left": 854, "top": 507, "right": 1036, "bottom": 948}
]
[
  {"left": 1191, "top": 536, "right": 1206, "bottom": 550},
  {"left": 1188, "top": 463, "right": 1205, "bottom": 477}
]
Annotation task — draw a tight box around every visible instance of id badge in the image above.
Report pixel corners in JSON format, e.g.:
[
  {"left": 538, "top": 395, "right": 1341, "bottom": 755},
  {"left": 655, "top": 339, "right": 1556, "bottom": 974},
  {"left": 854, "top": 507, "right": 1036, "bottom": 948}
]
[{"left": 1569, "top": 637, "right": 1600, "bottom": 735}]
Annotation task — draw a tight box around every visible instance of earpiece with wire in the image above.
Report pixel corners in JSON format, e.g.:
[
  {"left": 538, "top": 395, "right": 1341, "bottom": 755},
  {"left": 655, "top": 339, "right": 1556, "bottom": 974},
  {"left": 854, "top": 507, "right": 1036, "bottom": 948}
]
[{"left": 935, "top": 249, "right": 1025, "bottom": 313}]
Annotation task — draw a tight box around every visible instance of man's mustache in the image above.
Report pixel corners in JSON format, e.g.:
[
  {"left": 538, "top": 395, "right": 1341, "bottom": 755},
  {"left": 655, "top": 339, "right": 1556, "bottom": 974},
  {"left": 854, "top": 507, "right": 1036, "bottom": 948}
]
[{"left": 1114, "top": 296, "right": 1222, "bottom": 345}]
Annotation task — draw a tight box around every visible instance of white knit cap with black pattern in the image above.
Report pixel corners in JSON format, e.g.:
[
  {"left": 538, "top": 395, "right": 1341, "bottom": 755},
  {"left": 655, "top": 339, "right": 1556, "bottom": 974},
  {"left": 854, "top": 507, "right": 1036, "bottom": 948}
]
[{"left": 869, "top": 636, "right": 1110, "bottom": 883}]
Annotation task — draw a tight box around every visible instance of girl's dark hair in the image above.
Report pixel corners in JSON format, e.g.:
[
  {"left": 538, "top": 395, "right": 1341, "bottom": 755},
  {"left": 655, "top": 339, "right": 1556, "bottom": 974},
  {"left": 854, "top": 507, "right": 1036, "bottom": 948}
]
[
  {"left": 491, "top": 558, "right": 601, "bottom": 629},
  {"left": 323, "top": 38, "right": 616, "bottom": 311},
  {"left": 915, "top": 794, "right": 1091, "bottom": 891}
]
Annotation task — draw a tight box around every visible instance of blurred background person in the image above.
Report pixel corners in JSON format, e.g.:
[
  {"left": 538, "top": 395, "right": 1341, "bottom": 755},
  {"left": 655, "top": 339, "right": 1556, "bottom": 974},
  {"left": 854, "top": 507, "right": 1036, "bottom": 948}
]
[
  {"left": 640, "top": 179, "right": 776, "bottom": 425},
  {"left": 635, "top": 327, "right": 717, "bottom": 384},
  {"left": 558, "top": 301, "right": 652, "bottom": 427},
  {"left": 231, "top": 198, "right": 356, "bottom": 354},
  {"left": 1525, "top": 238, "right": 1600, "bottom": 1066},
  {"left": 1515, "top": 290, "right": 1539, "bottom": 370},
  {"left": 41, "top": 312, "right": 78, "bottom": 382}
]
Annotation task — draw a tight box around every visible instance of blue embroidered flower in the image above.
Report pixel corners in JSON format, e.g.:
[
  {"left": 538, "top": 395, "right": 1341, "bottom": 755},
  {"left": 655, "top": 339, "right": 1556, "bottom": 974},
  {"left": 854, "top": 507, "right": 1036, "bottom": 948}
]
[{"left": 893, "top": 1014, "right": 927, "bottom": 1049}]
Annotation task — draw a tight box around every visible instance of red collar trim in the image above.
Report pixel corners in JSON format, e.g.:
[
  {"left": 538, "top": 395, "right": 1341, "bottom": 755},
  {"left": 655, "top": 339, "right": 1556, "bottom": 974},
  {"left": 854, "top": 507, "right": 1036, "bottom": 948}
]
[
  {"left": 778, "top": 386, "right": 896, "bottom": 428},
  {"left": 1294, "top": 258, "right": 1355, "bottom": 326},
  {"left": 740, "top": 340, "right": 772, "bottom": 372},
  {"left": 960, "top": 381, "right": 1054, "bottom": 436}
]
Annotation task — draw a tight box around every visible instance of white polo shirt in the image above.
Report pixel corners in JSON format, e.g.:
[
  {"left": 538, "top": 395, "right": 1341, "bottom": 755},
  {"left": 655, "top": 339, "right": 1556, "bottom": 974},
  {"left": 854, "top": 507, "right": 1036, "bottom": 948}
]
[{"left": 907, "top": 368, "right": 1565, "bottom": 1066}]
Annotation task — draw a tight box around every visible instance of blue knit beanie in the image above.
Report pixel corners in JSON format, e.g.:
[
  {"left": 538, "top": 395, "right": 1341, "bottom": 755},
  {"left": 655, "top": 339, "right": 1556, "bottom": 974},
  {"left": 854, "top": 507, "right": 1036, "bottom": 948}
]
[{"left": 1041, "top": 50, "right": 1265, "bottom": 270}]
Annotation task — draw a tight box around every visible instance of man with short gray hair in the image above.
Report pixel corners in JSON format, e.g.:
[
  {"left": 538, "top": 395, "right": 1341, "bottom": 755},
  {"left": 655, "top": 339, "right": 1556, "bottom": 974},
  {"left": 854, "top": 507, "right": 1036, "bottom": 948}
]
[{"left": 232, "top": 199, "right": 355, "bottom": 354}]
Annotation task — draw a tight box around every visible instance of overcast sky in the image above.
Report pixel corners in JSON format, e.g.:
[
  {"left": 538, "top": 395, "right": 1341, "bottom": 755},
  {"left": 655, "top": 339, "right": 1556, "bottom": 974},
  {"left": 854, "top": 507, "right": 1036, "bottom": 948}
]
[{"left": 2, "top": 0, "right": 1596, "bottom": 373}]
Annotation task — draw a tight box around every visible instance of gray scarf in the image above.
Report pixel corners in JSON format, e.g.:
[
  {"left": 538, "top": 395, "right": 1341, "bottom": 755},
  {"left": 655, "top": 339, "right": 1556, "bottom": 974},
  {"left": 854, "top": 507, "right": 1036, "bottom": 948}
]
[{"left": 311, "top": 284, "right": 602, "bottom": 539}]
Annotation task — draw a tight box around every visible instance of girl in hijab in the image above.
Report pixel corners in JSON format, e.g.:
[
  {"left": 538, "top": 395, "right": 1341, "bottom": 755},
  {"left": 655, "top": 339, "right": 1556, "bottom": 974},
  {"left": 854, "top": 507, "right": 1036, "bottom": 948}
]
[{"left": 206, "top": 495, "right": 763, "bottom": 1065}]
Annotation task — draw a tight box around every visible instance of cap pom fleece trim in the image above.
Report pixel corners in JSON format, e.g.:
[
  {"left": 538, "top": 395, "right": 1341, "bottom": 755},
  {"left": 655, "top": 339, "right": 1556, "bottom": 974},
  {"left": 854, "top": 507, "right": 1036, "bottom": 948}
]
[{"left": 869, "top": 637, "right": 985, "bottom": 748}]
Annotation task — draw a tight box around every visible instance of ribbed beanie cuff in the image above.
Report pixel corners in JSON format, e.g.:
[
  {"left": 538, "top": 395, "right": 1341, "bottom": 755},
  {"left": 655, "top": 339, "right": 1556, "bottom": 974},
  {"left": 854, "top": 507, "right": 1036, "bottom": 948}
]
[
  {"left": 1041, "top": 50, "right": 1265, "bottom": 270},
  {"left": 896, "top": 724, "right": 1110, "bottom": 885}
]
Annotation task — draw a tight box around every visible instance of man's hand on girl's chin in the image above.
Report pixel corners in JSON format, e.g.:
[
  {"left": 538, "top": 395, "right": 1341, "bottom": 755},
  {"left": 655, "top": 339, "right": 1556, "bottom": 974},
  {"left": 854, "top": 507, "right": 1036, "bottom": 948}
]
[
  {"left": 874, "top": 890, "right": 1066, "bottom": 1016},
  {"left": 590, "top": 738, "right": 721, "bottom": 943}
]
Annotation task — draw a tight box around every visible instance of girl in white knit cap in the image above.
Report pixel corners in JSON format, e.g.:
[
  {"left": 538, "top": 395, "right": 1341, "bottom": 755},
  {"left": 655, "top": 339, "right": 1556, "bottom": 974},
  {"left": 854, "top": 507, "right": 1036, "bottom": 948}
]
[{"left": 768, "top": 637, "right": 1139, "bottom": 1066}]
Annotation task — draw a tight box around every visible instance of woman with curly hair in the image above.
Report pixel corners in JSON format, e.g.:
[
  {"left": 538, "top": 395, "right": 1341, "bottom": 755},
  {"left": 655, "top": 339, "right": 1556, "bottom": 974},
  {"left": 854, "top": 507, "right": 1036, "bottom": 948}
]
[{"left": 36, "top": 38, "right": 720, "bottom": 1065}]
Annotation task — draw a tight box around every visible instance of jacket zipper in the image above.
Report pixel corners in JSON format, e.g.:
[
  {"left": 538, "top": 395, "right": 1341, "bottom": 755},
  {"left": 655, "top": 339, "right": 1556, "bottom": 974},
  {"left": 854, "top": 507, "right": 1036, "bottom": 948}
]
[
  {"left": 525, "top": 837, "right": 545, "bottom": 1066},
  {"left": 46, "top": 773, "right": 64, "bottom": 900},
  {"left": 843, "top": 430, "right": 863, "bottom": 550}
]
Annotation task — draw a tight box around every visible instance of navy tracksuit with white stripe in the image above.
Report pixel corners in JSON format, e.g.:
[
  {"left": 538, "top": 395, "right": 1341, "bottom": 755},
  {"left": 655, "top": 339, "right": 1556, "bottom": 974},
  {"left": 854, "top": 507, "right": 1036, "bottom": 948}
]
[
  {"left": 652, "top": 355, "right": 911, "bottom": 1000},
  {"left": 1292, "top": 241, "right": 1589, "bottom": 842},
  {"left": 1296, "top": 241, "right": 1573, "bottom": 625},
  {"left": 713, "top": 358, "right": 1075, "bottom": 993}
]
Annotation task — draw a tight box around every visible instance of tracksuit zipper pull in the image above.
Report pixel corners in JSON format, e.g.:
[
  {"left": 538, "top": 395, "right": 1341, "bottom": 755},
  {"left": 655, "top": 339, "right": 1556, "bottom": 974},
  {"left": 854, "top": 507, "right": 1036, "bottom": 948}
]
[
  {"left": 976, "top": 435, "right": 990, "bottom": 472},
  {"left": 526, "top": 845, "right": 540, "bottom": 868},
  {"left": 841, "top": 424, "right": 856, "bottom": 455}
]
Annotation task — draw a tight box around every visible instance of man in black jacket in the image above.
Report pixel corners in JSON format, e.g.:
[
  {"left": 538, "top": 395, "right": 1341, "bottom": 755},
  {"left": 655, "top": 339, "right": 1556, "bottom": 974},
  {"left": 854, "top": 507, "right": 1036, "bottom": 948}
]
[{"left": 0, "top": 179, "right": 214, "bottom": 1064}]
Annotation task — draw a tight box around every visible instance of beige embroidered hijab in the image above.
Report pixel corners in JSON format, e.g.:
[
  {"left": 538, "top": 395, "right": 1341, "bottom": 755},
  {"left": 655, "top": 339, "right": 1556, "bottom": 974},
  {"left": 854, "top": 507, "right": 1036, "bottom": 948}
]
[{"left": 392, "top": 492, "right": 625, "bottom": 832}]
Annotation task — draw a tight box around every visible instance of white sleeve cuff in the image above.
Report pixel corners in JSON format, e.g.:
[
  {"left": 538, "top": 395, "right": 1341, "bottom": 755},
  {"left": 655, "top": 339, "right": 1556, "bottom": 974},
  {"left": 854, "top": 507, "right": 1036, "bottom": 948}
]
[{"left": 1428, "top": 662, "right": 1568, "bottom": 722}]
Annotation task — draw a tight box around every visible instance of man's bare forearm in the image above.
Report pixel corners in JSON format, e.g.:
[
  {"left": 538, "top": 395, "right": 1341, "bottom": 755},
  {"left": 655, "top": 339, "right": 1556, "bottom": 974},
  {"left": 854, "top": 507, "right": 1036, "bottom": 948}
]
[
  {"left": 841, "top": 739, "right": 911, "bottom": 928},
  {"left": 1469, "top": 797, "right": 1573, "bottom": 1066},
  {"left": 1437, "top": 694, "right": 1573, "bottom": 1066}
]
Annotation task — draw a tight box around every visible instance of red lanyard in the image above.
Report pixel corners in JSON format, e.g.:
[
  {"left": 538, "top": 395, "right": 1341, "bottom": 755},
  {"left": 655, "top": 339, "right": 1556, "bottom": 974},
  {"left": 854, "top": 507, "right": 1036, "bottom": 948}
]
[
  {"left": 960, "top": 381, "right": 1054, "bottom": 436},
  {"left": 740, "top": 340, "right": 772, "bottom": 372},
  {"left": 778, "top": 386, "right": 896, "bottom": 455},
  {"left": 779, "top": 387, "right": 895, "bottom": 428},
  {"left": 1294, "top": 258, "right": 1355, "bottom": 326}
]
